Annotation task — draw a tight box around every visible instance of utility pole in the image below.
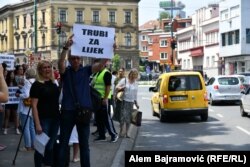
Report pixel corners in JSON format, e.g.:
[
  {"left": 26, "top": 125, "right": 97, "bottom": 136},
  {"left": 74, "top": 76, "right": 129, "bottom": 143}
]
[
  {"left": 170, "top": 0, "right": 174, "bottom": 71},
  {"left": 34, "top": 0, "right": 37, "bottom": 53}
]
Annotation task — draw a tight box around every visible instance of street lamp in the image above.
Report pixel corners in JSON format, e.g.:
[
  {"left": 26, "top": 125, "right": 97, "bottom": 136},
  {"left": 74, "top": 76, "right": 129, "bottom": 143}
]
[{"left": 34, "top": 0, "right": 38, "bottom": 53}]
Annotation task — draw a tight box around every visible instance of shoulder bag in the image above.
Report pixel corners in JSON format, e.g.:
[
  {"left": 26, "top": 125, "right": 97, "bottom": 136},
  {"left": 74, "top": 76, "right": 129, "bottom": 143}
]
[{"left": 116, "top": 78, "right": 126, "bottom": 101}]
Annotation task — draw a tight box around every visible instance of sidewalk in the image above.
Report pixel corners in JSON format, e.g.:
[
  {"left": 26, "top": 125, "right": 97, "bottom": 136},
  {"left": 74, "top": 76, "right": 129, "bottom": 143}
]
[{"left": 0, "top": 121, "right": 138, "bottom": 167}]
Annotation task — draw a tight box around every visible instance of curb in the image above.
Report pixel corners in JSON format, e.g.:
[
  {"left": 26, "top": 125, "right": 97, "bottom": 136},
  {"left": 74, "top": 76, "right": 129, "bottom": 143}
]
[{"left": 111, "top": 125, "right": 139, "bottom": 167}]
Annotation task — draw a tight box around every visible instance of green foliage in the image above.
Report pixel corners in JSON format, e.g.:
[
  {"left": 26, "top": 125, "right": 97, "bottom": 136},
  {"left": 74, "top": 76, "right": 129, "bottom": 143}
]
[
  {"left": 139, "top": 65, "right": 145, "bottom": 72},
  {"left": 112, "top": 54, "right": 120, "bottom": 71},
  {"left": 159, "top": 11, "right": 170, "bottom": 20}
]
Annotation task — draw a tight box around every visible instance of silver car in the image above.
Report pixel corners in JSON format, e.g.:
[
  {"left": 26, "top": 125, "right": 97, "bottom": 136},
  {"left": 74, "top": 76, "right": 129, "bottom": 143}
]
[
  {"left": 206, "top": 75, "right": 244, "bottom": 105},
  {"left": 240, "top": 88, "right": 250, "bottom": 117}
]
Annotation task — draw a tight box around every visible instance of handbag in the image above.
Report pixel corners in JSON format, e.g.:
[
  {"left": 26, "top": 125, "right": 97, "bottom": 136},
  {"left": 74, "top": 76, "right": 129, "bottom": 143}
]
[
  {"left": 131, "top": 109, "right": 142, "bottom": 126},
  {"left": 23, "top": 98, "right": 31, "bottom": 107},
  {"left": 116, "top": 78, "right": 126, "bottom": 101},
  {"left": 116, "top": 91, "right": 124, "bottom": 101}
]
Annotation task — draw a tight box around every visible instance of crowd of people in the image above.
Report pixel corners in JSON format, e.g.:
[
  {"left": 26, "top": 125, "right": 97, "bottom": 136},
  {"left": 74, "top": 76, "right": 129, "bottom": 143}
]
[{"left": 0, "top": 34, "right": 140, "bottom": 167}]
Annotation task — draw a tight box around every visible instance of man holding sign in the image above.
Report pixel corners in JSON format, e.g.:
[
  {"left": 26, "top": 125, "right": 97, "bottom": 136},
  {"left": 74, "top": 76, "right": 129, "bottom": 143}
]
[{"left": 57, "top": 24, "right": 115, "bottom": 167}]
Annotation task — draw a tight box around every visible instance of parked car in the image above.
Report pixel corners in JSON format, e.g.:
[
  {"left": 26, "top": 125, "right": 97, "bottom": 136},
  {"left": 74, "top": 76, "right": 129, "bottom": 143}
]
[
  {"left": 149, "top": 71, "right": 208, "bottom": 122},
  {"left": 206, "top": 75, "right": 244, "bottom": 105},
  {"left": 236, "top": 73, "right": 250, "bottom": 90},
  {"left": 240, "top": 87, "right": 250, "bottom": 117},
  {"left": 151, "top": 72, "right": 161, "bottom": 80},
  {"left": 139, "top": 72, "right": 152, "bottom": 81}
]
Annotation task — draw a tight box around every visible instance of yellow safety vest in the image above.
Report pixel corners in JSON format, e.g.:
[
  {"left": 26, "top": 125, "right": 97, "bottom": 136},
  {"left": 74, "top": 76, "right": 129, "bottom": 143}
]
[{"left": 93, "top": 69, "right": 111, "bottom": 99}]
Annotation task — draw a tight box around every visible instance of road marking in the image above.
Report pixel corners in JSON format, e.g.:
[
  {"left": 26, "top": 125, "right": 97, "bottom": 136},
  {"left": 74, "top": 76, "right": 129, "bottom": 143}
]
[
  {"left": 142, "top": 97, "right": 151, "bottom": 100},
  {"left": 236, "top": 126, "right": 250, "bottom": 136},
  {"left": 209, "top": 108, "right": 214, "bottom": 112},
  {"left": 216, "top": 114, "right": 223, "bottom": 118}
]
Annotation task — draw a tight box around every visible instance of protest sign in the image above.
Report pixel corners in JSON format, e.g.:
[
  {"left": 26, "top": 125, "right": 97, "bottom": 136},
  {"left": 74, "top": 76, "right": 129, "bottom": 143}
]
[
  {"left": 6, "top": 87, "right": 19, "bottom": 104},
  {"left": 0, "top": 54, "right": 15, "bottom": 70},
  {"left": 71, "top": 24, "right": 115, "bottom": 59}
]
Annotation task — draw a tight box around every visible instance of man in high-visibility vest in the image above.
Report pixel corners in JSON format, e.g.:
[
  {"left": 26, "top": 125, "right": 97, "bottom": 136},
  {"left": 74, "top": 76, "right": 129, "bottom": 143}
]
[{"left": 92, "top": 59, "right": 118, "bottom": 143}]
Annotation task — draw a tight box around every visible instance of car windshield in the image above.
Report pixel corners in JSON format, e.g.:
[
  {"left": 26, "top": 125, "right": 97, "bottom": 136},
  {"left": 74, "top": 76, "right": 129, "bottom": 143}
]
[
  {"left": 168, "top": 75, "right": 202, "bottom": 91},
  {"left": 218, "top": 77, "right": 239, "bottom": 85}
]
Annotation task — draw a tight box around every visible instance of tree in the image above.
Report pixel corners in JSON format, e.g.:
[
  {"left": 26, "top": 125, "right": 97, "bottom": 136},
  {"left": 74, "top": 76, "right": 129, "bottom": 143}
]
[
  {"left": 159, "top": 11, "right": 170, "bottom": 20},
  {"left": 111, "top": 54, "right": 121, "bottom": 71}
]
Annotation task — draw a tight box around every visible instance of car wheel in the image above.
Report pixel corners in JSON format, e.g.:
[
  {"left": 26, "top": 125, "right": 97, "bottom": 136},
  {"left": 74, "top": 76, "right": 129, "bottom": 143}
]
[
  {"left": 159, "top": 109, "right": 165, "bottom": 122},
  {"left": 240, "top": 104, "right": 247, "bottom": 117},
  {"left": 200, "top": 113, "right": 208, "bottom": 121},
  {"left": 209, "top": 94, "right": 214, "bottom": 106},
  {"left": 151, "top": 102, "right": 157, "bottom": 117}
]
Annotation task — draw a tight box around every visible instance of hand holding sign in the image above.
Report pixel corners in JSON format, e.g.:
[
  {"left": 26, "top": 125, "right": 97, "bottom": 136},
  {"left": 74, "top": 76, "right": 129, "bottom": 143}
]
[
  {"left": 63, "top": 34, "right": 74, "bottom": 49},
  {"left": 71, "top": 24, "right": 115, "bottom": 59}
]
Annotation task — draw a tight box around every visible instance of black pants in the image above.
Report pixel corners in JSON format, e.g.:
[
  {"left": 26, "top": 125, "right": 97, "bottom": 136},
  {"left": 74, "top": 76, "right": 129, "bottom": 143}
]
[{"left": 95, "top": 100, "right": 117, "bottom": 139}]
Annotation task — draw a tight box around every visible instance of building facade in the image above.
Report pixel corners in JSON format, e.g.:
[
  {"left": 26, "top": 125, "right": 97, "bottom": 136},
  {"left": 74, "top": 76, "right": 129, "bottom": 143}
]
[
  {"left": 219, "top": 0, "right": 250, "bottom": 74},
  {"left": 0, "top": 0, "right": 140, "bottom": 69},
  {"left": 176, "top": 3, "right": 220, "bottom": 77}
]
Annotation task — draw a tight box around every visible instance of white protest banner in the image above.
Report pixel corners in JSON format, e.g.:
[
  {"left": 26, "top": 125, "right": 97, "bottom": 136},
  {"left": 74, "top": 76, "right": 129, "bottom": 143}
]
[
  {"left": 71, "top": 24, "right": 115, "bottom": 59},
  {"left": 6, "top": 87, "right": 19, "bottom": 104},
  {"left": 0, "top": 54, "right": 15, "bottom": 70}
]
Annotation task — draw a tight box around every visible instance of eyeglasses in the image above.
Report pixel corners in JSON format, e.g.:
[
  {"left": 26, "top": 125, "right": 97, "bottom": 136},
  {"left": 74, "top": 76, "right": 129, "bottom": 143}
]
[{"left": 42, "top": 66, "right": 51, "bottom": 69}]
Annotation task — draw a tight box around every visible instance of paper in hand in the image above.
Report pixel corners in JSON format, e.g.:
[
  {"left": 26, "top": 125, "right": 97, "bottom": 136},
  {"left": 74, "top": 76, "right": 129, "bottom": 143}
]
[{"left": 34, "top": 132, "right": 50, "bottom": 156}]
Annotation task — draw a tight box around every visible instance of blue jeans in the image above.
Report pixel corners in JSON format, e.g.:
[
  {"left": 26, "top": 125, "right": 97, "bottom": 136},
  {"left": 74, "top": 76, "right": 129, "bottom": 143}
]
[
  {"left": 34, "top": 117, "right": 59, "bottom": 167},
  {"left": 19, "top": 113, "right": 36, "bottom": 148},
  {"left": 57, "top": 110, "right": 90, "bottom": 167}
]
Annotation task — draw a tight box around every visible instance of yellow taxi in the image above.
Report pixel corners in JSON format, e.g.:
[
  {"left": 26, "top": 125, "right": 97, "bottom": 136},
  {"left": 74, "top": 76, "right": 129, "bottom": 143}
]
[{"left": 149, "top": 71, "right": 208, "bottom": 122}]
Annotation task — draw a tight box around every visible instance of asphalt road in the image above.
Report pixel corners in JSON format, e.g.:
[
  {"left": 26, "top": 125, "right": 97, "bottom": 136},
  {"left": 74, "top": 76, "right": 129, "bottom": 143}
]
[{"left": 135, "top": 86, "right": 250, "bottom": 151}]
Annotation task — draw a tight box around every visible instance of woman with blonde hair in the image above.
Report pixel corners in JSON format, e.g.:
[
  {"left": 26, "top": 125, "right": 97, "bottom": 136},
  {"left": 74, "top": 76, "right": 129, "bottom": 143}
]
[
  {"left": 115, "top": 68, "right": 139, "bottom": 138},
  {"left": 30, "top": 60, "right": 60, "bottom": 167}
]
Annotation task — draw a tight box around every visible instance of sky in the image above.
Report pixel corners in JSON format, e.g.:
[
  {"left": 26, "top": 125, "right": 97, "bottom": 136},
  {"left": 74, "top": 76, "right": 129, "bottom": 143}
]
[{"left": 1, "top": 0, "right": 219, "bottom": 26}]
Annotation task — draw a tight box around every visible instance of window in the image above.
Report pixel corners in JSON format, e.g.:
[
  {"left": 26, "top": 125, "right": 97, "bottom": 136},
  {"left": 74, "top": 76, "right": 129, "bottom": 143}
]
[
  {"left": 148, "top": 38, "right": 153, "bottom": 44},
  {"left": 160, "top": 52, "right": 167, "bottom": 59},
  {"left": 221, "top": 9, "right": 228, "bottom": 20},
  {"left": 142, "top": 46, "right": 147, "bottom": 52},
  {"left": 168, "top": 75, "right": 202, "bottom": 91},
  {"left": 125, "top": 32, "right": 131, "bottom": 46},
  {"left": 30, "top": 34, "right": 33, "bottom": 49},
  {"left": 183, "top": 60, "right": 186, "bottom": 69},
  {"left": 59, "top": 9, "right": 67, "bottom": 23},
  {"left": 15, "top": 16, "right": 19, "bottom": 29},
  {"left": 160, "top": 40, "right": 167, "bottom": 47},
  {"left": 235, "top": 30, "right": 239, "bottom": 44},
  {"left": 23, "top": 15, "right": 26, "bottom": 28},
  {"left": 222, "top": 33, "right": 226, "bottom": 46},
  {"left": 230, "top": 5, "right": 239, "bottom": 18},
  {"left": 211, "top": 56, "right": 215, "bottom": 67},
  {"left": 23, "top": 37, "right": 27, "bottom": 49},
  {"left": 228, "top": 32, "right": 233, "bottom": 45},
  {"left": 42, "top": 33, "right": 45, "bottom": 47},
  {"left": 125, "top": 59, "right": 132, "bottom": 69},
  {"left": 92, "top": 11, "right": 100, "bottom": 23},
  {"left": 16, "top": 38, "right": 20, "bottom": 50},
  {"left": 30, "top": 14, "right": 33, "bottom": 27},
  {"left": 124, "top": 11, "right": 131, "bottom": 24},
  {"left": 109, "top": 11, "right": 116, "bottom": 23},
  {"left": 42, "top": 10, "right": 46, "bottom": 24},
  {"left": 142, "top": 35, "right": 147, "bottom": 41},
  {"left": 187, "top": 59, "right": 190, "bottom": 69},
  {"left": 76, "top": 10, "right": 83, "bottom": 23},
  {"left": 246, "top": 29, "right": 250, "bottom": 43},
  {"left": 206, "top": 56, "right": 210, "bottom": 67}
]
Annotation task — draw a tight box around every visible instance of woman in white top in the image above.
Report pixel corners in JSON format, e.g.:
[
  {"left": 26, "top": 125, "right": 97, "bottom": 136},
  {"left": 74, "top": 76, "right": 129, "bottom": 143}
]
[
  {"left": 16, "top": 68, "right": 36, "bottom": 151},
  {"left": 115, "top": 69, "right": 139, "bottom": 138}
]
